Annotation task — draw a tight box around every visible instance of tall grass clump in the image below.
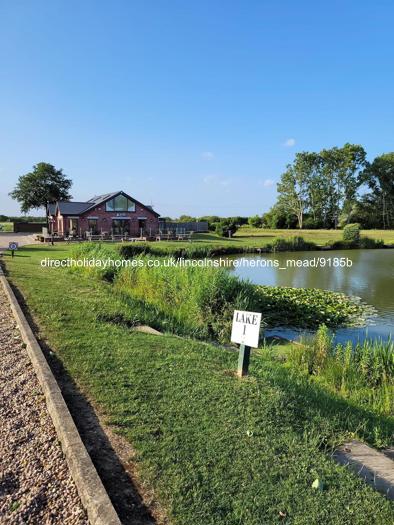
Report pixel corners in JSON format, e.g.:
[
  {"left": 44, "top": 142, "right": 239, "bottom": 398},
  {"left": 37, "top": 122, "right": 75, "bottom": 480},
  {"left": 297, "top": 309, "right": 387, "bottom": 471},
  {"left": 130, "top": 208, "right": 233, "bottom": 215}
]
[
  {"left": 114, "top": 260, "right": 260, "bottom": 341},
  {"left": 267, "top": 236, "right": 317, "bottom": 252},
  {"left": 70, "top": 242, "right": 120, "bottom": 280},
  {"left": 289, "top": 326, "right": 394, "bottom": 415},
  {"left": 118, "top": 243, "right": 249, "bottom": 259}
]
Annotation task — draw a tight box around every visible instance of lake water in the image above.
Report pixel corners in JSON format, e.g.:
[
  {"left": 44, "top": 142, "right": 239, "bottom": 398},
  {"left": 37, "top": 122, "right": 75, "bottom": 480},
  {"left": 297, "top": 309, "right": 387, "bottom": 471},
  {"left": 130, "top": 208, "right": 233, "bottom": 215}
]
[{"left": 229, "top": 249, "right": 394, "bottom": 344}]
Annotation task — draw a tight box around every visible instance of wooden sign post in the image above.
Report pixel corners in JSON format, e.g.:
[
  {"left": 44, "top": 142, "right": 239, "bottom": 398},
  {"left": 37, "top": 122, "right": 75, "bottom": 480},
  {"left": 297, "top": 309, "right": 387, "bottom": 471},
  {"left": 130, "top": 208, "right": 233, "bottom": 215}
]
[{"left": 231, "top": 310, "right": 262, "bottom": 377}]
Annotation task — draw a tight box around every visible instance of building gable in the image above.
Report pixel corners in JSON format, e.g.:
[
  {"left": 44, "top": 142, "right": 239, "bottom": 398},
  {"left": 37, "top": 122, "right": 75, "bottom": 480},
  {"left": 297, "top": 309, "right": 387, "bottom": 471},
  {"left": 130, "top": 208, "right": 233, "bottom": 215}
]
[{"left": 82, "top": 191, "right": 160, "bottom": 217}]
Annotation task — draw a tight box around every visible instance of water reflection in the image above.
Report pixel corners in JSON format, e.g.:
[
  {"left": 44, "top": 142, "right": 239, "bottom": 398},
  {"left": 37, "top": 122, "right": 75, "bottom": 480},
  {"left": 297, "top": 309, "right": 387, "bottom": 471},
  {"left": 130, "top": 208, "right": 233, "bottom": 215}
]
[{"left": 228, "top": 250, "right": 394, "bottom": 344}]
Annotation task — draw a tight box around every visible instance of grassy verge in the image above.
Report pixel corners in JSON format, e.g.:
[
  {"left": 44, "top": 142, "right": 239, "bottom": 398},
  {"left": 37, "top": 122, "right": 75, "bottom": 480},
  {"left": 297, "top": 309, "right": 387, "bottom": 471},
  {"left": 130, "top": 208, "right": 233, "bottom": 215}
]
[{"left": 2, "top": 245, "right": 394, "bottom": 524}]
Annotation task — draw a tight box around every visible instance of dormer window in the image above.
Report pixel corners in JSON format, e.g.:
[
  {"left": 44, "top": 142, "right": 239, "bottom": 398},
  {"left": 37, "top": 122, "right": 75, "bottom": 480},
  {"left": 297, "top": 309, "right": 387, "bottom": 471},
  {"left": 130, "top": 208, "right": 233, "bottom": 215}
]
[{"left": 105, "top": 194, "right": 135, "bottom": 212}]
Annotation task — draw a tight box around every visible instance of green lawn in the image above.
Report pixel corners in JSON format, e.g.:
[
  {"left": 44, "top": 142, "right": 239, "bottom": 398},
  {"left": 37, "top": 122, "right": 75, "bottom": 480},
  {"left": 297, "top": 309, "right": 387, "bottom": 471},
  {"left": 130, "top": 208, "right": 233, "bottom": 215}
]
[
  {"left": 132, "top": 228, "right": 394, "bottom": 252},
  {"left": 2, "top": 245, "right": 394, "bottom": 524}
]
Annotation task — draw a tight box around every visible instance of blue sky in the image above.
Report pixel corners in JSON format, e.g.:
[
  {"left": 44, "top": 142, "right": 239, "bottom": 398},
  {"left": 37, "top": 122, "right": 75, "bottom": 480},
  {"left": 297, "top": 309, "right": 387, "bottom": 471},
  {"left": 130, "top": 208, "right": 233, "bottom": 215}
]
[{"left": 1, "top": 1, "right": 394, "bottom": 217}]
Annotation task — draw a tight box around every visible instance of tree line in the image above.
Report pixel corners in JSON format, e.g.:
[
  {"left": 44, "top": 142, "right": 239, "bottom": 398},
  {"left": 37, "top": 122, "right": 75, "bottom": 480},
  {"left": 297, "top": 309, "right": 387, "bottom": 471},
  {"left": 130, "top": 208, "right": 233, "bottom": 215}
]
[
  {"left": 8, "top": 153, "right": 394, "bottom": 233},
  {"left": 265, "top": 144, "right": 394, "bottom": 229}
]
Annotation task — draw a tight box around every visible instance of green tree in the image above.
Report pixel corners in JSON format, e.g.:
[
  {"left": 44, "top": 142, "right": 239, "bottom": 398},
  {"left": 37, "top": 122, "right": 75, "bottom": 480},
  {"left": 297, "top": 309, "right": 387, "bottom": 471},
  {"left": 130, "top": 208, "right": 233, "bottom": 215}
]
[
  {"left": 262, "top": 203, "right": 297, "bottom": 229},
  {"left": 215, "top": 219, "right": 238, "bottom": 237},
  {"left": 198, "top": 215, "right": 221, "bottom": 224},
  {"left": 319, "top": 144, "right": 367, "bottom": 228},
  {"left": 361, "top": 153, "right": 394, "bottom": 229},
  {"left": 178, "top": 215, "right": 195, "bottom": 222},
  {"left": 248, "top": 215, "right": 262, "bottom": 228},
  {"left": 277, "top": 153, "right": 314, "bottom": 228},
  {"left": 10, "top": 163, "right": 72, "bottom": 227}
]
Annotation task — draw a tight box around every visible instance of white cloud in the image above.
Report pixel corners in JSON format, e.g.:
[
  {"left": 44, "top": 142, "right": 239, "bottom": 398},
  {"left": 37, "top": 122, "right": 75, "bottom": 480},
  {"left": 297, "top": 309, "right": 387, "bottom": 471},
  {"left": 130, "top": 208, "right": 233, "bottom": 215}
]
[
  {"left": 283, "top": 138, "right": 296, "bottom": 147},
  {"left": 201, "top": 151, "right": 215, "bottom": 160},
  {"left": 261, "top": 178, "right": 274, "bottom": 187},
  {"left": 203, "top": 175, "right": 215, "bottom": 184},
  {"left": 203, "top": 175, "right": 231, "bottom": 188}
]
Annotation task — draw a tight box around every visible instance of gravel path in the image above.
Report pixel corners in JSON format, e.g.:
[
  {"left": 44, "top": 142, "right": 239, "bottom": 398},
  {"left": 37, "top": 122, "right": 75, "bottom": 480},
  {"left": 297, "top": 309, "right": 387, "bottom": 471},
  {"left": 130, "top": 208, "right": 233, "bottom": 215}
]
[{"left": 0, "top": 284, "right": 89, "bottom": 524}]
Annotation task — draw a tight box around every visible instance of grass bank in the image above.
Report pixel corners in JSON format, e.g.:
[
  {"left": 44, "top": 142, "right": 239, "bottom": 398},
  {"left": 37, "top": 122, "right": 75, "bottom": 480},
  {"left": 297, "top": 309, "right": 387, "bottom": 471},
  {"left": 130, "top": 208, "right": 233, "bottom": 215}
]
[
  {"left": 3, "top": 245, "right": 394, "bottom": 524},
  {"left": 71, "top": 243, "right": 369, "bottom": 337},
  {"left": 70, "top": 244, "right": 391, "bottom": 417},
  {"left": 116, "top": 232, "right": 388, "bottom": 259}
]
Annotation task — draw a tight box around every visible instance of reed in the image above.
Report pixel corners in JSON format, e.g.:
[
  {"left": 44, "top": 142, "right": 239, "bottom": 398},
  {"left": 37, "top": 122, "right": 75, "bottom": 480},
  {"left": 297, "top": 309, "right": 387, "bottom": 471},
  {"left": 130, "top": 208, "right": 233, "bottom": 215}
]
[{"left": 288, "top": 326, "right": 394, "bottom": 415}]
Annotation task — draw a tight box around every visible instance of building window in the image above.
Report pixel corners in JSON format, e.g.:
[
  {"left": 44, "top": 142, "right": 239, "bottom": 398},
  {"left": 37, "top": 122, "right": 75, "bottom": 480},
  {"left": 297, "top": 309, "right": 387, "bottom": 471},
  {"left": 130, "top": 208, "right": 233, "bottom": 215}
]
[
  {"left": 105, "top": 195, "right": 135, "bottom": 212},
  {"left": 88, "top": 218, "right": 98, "bottom": 234},
  {"left": 112, "top": 219, "right": 130, "bottom": 235},
  {"left": 69, "top": 218, "right": 79, "bottom": 236}
]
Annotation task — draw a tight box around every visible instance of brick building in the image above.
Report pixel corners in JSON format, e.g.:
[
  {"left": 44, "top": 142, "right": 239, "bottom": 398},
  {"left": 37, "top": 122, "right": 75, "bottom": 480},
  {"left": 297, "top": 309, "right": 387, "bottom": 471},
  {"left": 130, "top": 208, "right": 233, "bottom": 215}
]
[{"left": 47, "top": 191, "right": 160, "bottom": 237}]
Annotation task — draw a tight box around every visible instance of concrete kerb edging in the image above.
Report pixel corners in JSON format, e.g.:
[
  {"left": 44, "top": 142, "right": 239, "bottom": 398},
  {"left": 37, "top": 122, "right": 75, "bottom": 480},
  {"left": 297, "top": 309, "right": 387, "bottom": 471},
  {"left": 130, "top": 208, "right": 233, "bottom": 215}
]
[
  {"left": 333, "top": 440, "right": 394, "bottom": 500},
  {"left": 0, "top": 265, "right": 122, "bottom": 525}
]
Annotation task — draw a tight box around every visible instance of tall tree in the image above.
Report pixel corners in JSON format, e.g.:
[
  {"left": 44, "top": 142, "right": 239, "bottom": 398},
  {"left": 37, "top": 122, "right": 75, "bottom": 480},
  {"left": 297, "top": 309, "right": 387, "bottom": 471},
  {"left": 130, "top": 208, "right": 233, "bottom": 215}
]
[
  {"left": 319, "top": 144, "right": 367, "bottom": 228},
  {"left": 9, "top": 163, "right": 72, "bottom": 227},
  {"left": 277, "top": 152, "right": 316, "bottom": 228},
  {"left": 361, "top": 153, "right": 394, "bottom": 229}
]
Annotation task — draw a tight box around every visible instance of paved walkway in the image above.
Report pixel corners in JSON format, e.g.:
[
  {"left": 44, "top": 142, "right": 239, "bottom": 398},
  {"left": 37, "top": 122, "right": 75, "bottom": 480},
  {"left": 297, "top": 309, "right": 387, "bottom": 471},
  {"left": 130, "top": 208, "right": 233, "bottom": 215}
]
[
  {"left": 0, "top": 232, "right": 39, "bottom": 251},
  {"left": 0, "top": 284, "right": 88, "bottom": 524}
]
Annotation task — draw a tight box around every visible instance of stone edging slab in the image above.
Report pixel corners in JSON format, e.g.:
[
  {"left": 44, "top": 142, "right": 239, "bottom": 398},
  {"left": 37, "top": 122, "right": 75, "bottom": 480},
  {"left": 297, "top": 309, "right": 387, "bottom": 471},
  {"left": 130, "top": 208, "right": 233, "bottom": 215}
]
[
  {"left": 333, "top": 440, "right": 394, "bottom": 500},
  {"left": 0, "top": 265, "right": 122, "bottom": 525}
]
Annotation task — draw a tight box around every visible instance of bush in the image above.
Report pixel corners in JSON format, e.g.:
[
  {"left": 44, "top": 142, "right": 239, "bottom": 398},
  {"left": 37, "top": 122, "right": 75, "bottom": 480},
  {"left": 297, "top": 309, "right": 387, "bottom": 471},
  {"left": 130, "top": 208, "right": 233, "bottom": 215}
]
[
  {"left": 215, "top": 220, "right": 238, "bottom": 237},
  {"left": 302, "top": 217, "right": 323, "bottom": 229},
  {"left": 359, "top": 237, "right": 385, "bottom": 249},
  {"left": 248, "top": 215, "right": 262, "bottom": 228},
  {"left": 327, "top": 237, "right": 385, "bottom": 250},
  {"left": 268, "top": 236, "right": 317, "bottom": 252},
  {"left": 342, "top": 223, "right": 361, "bottom": 244}
]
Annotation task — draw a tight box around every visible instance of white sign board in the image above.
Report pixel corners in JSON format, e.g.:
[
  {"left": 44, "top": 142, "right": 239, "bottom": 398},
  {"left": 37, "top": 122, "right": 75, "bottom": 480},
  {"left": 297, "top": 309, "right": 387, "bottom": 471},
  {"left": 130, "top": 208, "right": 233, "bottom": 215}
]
[
  {"left": 9, "top": 242, "right": 18, "bottom": 250},
  {"left": 231, "top": 310, "right": 262, "bottom": 348}
]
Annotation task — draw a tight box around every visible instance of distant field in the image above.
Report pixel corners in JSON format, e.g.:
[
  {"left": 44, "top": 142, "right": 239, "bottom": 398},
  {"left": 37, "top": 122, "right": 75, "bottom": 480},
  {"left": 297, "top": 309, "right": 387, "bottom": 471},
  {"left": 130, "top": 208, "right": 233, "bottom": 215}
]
[
  {"left": 0, "top": 222, "right": 13, "bottom": 232},
  {"left": 234, "top": 226, "right": 394, "bottom": 245}
]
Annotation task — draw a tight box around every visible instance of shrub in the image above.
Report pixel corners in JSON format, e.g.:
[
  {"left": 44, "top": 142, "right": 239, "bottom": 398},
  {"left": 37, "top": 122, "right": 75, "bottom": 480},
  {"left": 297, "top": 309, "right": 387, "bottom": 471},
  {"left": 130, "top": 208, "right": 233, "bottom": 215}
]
[
  {"left": 215, "top": 220, "right": 238, "bottom": 237},
  {"left": 269, "top": 236, "right": 317, "bottom": 252},
  {"left": 327, "top": 237, "right": 385, "bottom": 250},
  {"left": 303, "top": 217, "right": 322, "bottom": 229},
  {"left": 248, "top": 215, "right": 263, "bottom": 228},
  {"left": 359, "top": 237, "right": 385, "bottom": 249},
  {"left": 342, "top": 223, "right": 360, "bottom": 244}
]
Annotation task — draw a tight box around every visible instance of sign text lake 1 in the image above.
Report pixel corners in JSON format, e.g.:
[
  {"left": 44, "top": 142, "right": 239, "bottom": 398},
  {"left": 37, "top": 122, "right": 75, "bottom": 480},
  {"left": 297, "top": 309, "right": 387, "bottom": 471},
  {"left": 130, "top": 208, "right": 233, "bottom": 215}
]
[{"left": 231, "top": 310, "right": 262, "bottom": 377}]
